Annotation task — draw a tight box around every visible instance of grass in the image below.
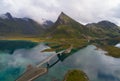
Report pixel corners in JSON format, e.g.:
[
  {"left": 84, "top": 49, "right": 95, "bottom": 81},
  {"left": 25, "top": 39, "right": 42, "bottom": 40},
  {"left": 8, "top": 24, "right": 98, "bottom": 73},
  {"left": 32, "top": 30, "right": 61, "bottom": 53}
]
[
  {"left": 0, "top": 37, "right": 45, "bottom": 42},
  {"left": 0, "top": 37, "right": 89, "bottom": 53},
  {"left": 63, "top": 69, "right": 89, "bottom": 81},
  {"left": 102, "top": 46, "right": 120, "bottom": 58},
  {"left": 42, "top": 38, "right": 89, "bottom": 52},
  {"left": 91, "top": 37, "right": 120, "bottom": 58},
  {"left": 2, "top": 36, "right": 120, "bottom": 58},
  {"left": 3, "top": 36, "right": 120, "bottom": 58}
]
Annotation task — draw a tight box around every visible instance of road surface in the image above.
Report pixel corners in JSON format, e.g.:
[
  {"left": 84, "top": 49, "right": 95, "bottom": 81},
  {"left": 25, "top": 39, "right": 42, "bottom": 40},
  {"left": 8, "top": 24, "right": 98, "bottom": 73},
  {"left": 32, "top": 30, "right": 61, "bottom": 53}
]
[{"left": 16, "top": 47, "right": 72, "bottom": 81}]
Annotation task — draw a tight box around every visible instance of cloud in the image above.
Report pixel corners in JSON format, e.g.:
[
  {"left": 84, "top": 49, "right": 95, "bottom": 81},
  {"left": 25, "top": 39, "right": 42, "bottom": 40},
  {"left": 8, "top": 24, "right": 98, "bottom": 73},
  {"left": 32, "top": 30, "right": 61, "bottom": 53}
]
[
  {"left": 0, "top": 43, "right": 55, "bottom": 81},
  {"left": 0, "top": 0, "right": 120, "bottom": 25},
  {"left": 0, "top": 44, "right": 55, "bottom": 68},
  {"left": 63, "top": 45, "right": 120, "bottom": 80},
  {"left": 115, "top": 43, "right": 120, "bottom": 48}
]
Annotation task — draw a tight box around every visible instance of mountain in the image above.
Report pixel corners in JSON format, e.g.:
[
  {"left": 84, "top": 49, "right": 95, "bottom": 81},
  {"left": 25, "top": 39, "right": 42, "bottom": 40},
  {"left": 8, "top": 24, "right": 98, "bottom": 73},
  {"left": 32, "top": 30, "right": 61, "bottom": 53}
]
[
  {"left": 0, "top": 12, "right": 44, "bottom": 37},
  {"left": 46, "top": 12, "right": 120, "bottom": 39},
  {"left": 46, "top": 12, "right": 90, "bottom": 38},
  {"left": 0, "top": 12, "right": 13, "bottom": 20},
  {"left": 0, "top": 12, "right": 120, "bottom": 39},
  {"left": 86, "top": 20, "right": 120, "bottom": 38},
  {"left": 42, "top": 20, "right": 54, "bottom": 28}
]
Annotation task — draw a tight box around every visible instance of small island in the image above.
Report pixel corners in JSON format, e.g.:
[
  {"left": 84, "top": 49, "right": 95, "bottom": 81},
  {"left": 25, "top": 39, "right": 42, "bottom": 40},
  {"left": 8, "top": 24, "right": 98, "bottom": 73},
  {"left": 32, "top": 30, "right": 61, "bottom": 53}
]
[
  {"left": 102, "top": 46, "right": 120, "bottom": 58},
  {"left": 63, "top": 69, "right": 89, "bottom": 81}
]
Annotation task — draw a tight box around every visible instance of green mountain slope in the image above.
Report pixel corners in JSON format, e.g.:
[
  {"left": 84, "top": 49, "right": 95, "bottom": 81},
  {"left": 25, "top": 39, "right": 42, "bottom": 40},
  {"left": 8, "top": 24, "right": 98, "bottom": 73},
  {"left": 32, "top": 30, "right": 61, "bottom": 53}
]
[
  {"left": 86, "top": 21, "right": 120, "bottom": 38},
  {"left": 46, "top": 12, "right": 91, "bottom": 38},
  {"left": 46, "top": 12, "right": 120, "bottom": 39},
  {"left": 0, "top": 12, "right": 120, "bottom": 40}
]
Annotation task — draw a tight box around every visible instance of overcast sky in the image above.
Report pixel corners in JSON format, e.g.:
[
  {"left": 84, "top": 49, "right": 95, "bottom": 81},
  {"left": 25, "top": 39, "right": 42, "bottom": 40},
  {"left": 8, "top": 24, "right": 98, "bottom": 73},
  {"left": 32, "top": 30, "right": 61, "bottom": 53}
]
[{"left": 0, "top": 0, "right": 120, "bottom": 25}]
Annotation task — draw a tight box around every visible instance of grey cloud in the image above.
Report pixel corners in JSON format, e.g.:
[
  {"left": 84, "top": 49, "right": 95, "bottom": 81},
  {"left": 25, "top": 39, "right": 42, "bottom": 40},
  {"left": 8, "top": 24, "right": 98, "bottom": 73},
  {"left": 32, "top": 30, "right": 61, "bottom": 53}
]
[
  {"left": 0, "top": 0, "right": 120, "bottom": 25},
  {"left": 0, "top": 44, "right": 55, "bottom": 68},
  {"left": 112, "top": 4, "right": 120, "bottom": 18}
]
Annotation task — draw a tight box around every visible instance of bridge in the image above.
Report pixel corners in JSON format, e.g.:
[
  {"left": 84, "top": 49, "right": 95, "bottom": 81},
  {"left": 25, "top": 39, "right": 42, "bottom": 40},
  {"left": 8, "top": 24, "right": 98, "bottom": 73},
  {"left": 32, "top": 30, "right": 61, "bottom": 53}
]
[
  {"left": 16, "top": 67, "right": 47, "bottom": 81},
  {"left": 16, "top": 46, "right": 72, "bottom": 81},
  {"left": 36, "top": 50, "right": 64, "bottom": 67}
]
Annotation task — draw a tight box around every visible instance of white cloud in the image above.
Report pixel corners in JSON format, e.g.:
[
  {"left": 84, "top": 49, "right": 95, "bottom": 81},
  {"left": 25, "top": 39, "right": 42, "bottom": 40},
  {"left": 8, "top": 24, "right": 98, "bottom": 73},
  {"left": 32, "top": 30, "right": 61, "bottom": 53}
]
[{"left": 0, "top": 0, "right": 120, "bottom": 25}]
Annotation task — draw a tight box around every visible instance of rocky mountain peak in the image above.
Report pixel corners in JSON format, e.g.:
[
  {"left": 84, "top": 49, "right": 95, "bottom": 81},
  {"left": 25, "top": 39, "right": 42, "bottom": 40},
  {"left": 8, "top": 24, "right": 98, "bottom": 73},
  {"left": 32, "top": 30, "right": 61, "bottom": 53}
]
[
  {"left": 59, "top": 12, "right": 66, "bottom": 19},
  {"left": 5, "top": 12, "right": 12, "bottom": 17},
  {"left": 97, "top": 20, "right": 118, "bottom": 28},
  {"left": 0, "top": 12, "right": 13, "bottom": 20},
  {"left": 56, "top": 12, "right": 75, "bottom": 25},
  {"left": 4, "top": 12, "right": 13, "bottom": 20}
]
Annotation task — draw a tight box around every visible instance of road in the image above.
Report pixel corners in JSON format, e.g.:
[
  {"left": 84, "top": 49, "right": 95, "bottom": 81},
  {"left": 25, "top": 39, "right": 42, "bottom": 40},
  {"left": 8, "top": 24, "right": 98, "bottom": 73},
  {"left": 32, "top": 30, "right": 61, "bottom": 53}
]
[
  {"left": 16, "top": 47, "right": 72, "bottom": 81},
  {"left": 36, "top": 50, "right": 64, "bottom": 67},
  {"left": 16, "top": 67, "right": 47, "bottom": 81}
]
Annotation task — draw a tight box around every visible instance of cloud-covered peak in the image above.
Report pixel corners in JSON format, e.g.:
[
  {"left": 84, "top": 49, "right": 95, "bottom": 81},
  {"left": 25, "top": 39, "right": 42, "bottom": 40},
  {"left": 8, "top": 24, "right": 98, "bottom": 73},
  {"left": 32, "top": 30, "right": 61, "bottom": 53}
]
[
  {"left": 5, "top": 12, "right": 13, "bottom": 19},
  {"left": 0, "top": 0, "right": 120, "bottom": 25},
  {"left": 0, "top": 12, "right": 13, "bottom": 19}
]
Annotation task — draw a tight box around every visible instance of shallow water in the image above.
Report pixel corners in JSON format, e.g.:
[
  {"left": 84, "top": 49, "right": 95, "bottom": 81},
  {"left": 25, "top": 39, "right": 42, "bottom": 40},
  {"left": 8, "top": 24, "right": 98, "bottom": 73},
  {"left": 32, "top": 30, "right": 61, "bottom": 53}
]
[
  {"left": 0, "top": 40, "right": 38, "bottom": 53},
  {"left": 36, "top": 45, "right": 120, "bottom": 81},
  {"left": 0, "top": 41, "right": 120, "bottom": 81},
  {"left": 0, "top": 41, "right": 55, "bottom": 81}
]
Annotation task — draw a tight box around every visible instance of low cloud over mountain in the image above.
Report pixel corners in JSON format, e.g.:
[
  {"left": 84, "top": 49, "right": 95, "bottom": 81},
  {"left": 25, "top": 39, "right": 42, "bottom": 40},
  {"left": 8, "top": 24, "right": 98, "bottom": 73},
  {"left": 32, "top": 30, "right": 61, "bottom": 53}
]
[{"left": 0, "top": 0, "right": 120, "bottom": 25}]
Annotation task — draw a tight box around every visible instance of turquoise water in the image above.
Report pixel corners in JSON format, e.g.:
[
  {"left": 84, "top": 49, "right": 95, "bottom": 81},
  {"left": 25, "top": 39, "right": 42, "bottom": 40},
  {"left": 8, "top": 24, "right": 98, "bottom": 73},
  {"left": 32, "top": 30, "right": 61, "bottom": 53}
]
[
  {"left": 0, "top": 41, "right": 120, "bottom": 81},
  {"left": 0, "top": 40, "right": 38, "bottom": 54},
  {"left": 0, "top": 41, "right": 54, "bottom": 81},
  {"left": 35, "top": 45, "right": 120, "bottom": 81}
]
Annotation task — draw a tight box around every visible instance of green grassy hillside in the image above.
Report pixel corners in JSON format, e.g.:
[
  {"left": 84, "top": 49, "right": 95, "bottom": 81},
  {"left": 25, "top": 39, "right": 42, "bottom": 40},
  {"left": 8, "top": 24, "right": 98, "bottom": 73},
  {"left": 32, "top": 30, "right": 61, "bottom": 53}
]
[{"left": 63, "top": 69, "right": 89, "bottom": 81}]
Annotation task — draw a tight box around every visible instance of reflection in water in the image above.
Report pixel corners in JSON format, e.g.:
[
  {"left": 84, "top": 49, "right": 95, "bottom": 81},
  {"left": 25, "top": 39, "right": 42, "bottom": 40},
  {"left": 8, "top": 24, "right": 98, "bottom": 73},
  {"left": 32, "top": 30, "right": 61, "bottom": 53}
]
[
  {"left": 0, "top": 43, "right": 55, "bottom": 81},
  {"left": 115, "top": 43, "right": 120, "bottom": 48},
  {"left": 47, "top": 51, "right": 74, "bottom": 68},
  {"left": 35, "top": 45, "right": 120, "bottom": 81},
  {"left": 0, "top": 44, "right": 120, "bottom": 81}
]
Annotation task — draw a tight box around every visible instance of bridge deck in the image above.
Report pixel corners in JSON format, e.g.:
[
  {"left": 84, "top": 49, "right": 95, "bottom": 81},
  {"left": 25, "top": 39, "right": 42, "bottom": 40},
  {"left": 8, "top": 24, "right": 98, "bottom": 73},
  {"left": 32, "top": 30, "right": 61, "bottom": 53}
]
[
  {"left": 16, "top": 67, "right": 47, "bottom": 81},
  {"left": 16, "top": 49, "right": 72, "bottom": 81}
]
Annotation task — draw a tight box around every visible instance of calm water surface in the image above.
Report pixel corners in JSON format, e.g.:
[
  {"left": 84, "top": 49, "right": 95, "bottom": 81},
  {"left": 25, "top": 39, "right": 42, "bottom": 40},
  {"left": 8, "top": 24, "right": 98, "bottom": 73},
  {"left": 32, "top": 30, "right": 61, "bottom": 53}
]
[
  {"left": 36, "top": 45, "right": 120, "bottom": 81},
  {"left": 0, "top": 41, "right": 120, "bottom": 81}
]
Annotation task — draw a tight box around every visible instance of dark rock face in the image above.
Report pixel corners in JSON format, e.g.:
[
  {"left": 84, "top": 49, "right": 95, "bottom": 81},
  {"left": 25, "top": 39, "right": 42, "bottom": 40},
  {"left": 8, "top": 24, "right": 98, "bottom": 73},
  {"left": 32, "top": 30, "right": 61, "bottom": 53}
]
[
  {"left": 46, "top": 12, "right": 90, "bottom": 38},
  {"left": 0, "top": 12, "right": 120, "bottom": 38},
  {"left": 97, "top": 20, "right": 118, "bottom": 28},
  {"left": 57, "top": 12, "right": 68, "bottom": 24},
  {"left": 86, "top": 20, "right": 120, "bottom": 38},
  {"left": 0, "top": 13, "right": 45, "bottom": 37},
  {"left": 5, "top": 12, "right": 13, "bottom": 20},
  {"left": 55, "top": 12, "right": 75, "bottom": 25},
  {"left": 42, "top": 20, "right": 54, "bottom": 28}
]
